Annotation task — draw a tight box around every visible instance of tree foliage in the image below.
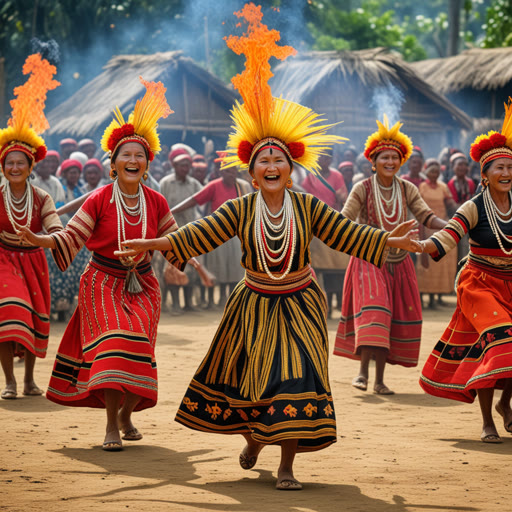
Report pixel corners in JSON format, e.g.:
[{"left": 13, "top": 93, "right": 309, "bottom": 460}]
[{"left": 482, "top": 0, "right": 512, "bottom": 47}]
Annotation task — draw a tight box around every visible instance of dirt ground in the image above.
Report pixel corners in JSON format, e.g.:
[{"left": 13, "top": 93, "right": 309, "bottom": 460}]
[{"left": 1, "top": 296, "right": 511, "bottom": 512}]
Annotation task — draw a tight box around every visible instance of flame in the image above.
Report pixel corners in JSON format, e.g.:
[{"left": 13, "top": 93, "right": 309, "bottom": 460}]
[{"left": 224, "top": 3, "right": 296, "bottom": 128}]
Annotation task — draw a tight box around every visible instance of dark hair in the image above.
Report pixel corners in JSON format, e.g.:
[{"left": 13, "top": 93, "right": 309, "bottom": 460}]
[
  {"left": 481, "top": 160, "right": 493, "bottom": 176},
  {"left": 2, "top": 150, "right": 33, "bottom": 169}
]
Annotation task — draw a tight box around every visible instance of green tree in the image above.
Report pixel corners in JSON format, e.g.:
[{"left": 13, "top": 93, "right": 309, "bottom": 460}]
[{"left": 482, "top": 0, "right": 512, "bottom": 47}]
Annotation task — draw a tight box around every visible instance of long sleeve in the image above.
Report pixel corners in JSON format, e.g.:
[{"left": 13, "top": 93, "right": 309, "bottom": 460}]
[
  {"left": 403, "top": 179, "right": 436, "bottom": 226},
  {"left": 165, "top": 198, "right": 240, "bottom": 263},
  {"left": 310, "top": 195, "right": 390, "bottom": 268},
  {"left": 341, "top": 181, "right": 367, "bottom": 222},
  {"left": 50, "top": 204, "right": 95, "bottom": 271},
  {"left": 429, "top": 200, "right": 478, "bottom": 261}
]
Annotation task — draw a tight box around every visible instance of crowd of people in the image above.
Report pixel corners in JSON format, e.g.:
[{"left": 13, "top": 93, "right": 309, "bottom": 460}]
[{"left": 2, "top": 3, "right": 512, "bottom": 493}]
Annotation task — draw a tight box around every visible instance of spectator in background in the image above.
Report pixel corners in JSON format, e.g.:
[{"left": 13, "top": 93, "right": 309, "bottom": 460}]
[
  {"left": 171, "top": 166, "right": 252, "bottom": 307},
  {"left": 150, "top": 159, "right": 166, "bottom": 183},
  {"left": 159, "top": 147, "right": 203, "bottom": 313},
  {"left": 82, "top": 159, "right": 105, "bottom": 192},
  {"left": 401, "top": 147, "right": 425, "bottom": 188},
  {"left": 32, "top": 151, "right": 66, "bottom": 208},
  {"left": 59, "top": 138, "right": 78, "bottom": 160},
  {"left": 343, "top": 144, "right": 358, "bottom": 163},
  {"left": 77, "top": 138, "right": 97, "bottom": 159},
  {"left": 191, "top": 161, "right": 208, "bottom": 185},
  {"left": 353, "top": 152, "right": 373, "bottom": 185},
  {"left": 338, "top": 161, "right": 355, "bottom": 194},
  {"left": 60, "top": 159, "right": 84, "bottom": 204}
]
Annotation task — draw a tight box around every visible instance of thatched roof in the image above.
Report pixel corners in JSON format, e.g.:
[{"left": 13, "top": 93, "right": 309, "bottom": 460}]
[
  {"left": 411, "top": 47, "right": 512, "bottom": 94},
  {"left": 271, "top": 48, "right": 472, "bottom": 132},
  {"left": 47, "top": 51, "right": 238, "bottom": 139}
]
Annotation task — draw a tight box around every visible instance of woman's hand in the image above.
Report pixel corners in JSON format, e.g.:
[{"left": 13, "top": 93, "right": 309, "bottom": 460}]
[
  {"left": 115, "top": 237, "right": 171, "bottom": 258},
  {"left": 389, "top": 219, "right": 418, "bottom": 238},
  {"left": 16, "top": 227, "right": 55, "bottom": 249},
  {"left": 189, "top": 258, "right": 215, "bottom": 287},
  {"left": 387, "top": 231, "right": 422, "bottom": 253}
]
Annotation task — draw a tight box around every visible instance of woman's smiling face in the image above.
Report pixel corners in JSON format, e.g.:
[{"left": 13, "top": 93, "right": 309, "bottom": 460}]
[
  {"left": 250, "top": 147, "right": 291, "bottom": 194},
  {"left": 113, "top": 142, "right": 147, "bottom": 185}
]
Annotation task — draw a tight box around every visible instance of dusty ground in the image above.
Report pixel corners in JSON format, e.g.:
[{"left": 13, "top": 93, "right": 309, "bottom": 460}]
[{"left": 1, "top": 296, "right": 511, "bottom": 512}]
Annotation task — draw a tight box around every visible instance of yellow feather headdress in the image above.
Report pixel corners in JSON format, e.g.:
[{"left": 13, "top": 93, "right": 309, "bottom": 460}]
[
  {"left": 0, "top": 53, "right": 60, "bottom": 167},
  {"left": 221, "top": 3, "right": 346, "bottom": 174},
  {"left": 101, "top": 76, "right": 173, "bottom": 161},
  {"left": 470, "top": 97, "right": 512, "bottom": 167},
  {"left": 363, "top": 114, "right": 413, "bottom": 165}
]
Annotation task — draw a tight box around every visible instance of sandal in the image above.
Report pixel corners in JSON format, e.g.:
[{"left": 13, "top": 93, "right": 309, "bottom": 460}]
[
  {"left": 373, "top": 383, "right": 395, "bottom": 395},
  {"left": 352, "top": 376, "right": 368, "bottom": 391},
  {"left": 122, "top": 428, "right": 143, "bottom": 441},
  {"left": 239, "top": 450, "right": 257, "bottom": 470},
  {"left": 276, "top": 478, "right": 303, "bottom": 490},
  {"left": 1, "top": 388, "right": 17, "bottom": 400},
  {"left": 102, "top": 440, "right": 123, "bottom": 451},
  {"left": 480, "top": 433, "right": 502, "bottom": 444}
]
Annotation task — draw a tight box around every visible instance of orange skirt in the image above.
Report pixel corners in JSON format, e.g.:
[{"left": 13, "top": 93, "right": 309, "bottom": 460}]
[{"left": 420, "top": 261, "right": 512, "bottom": 403}]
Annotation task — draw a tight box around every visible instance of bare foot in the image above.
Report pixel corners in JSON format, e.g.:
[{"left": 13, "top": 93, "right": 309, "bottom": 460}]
[
  {"left": 23, "top": 381, "right": 43, "bottom": 396},
  {"left": 276, "top": 469, "right": 302, "bottom": 490}
]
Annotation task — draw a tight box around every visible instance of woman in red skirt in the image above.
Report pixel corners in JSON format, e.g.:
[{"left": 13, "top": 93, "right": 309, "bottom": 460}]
[
  {"left": 419, "top": 100, "right": 512, "bottom": 443},
  {"left": 19, "top": 77, "right": 209, "bottom": 450},
  {"left": 0, "top": 53, "right": 61, "bottom": 399},
  {"left": 334, "top": 116, "right": 447, "bottom": 394}
]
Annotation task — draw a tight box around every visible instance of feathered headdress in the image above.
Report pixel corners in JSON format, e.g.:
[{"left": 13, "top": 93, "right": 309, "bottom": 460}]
[
  {"left": 221, "top": 3, "right": 346, "bottom": 174},
  {"left": 363, "top": 114, "right": 413, "bottom": 165},
  {"left": 101, "top": 76, "right": 173, "bottom": 162},
  {"left": 0, "top": 53, "right": 60, "bottom": 168},
  {"left": 470, "top": 97, "right": 512, "bottom": 167}
]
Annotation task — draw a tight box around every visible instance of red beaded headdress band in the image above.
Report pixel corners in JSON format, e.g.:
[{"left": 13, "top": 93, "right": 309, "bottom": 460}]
[
  {"left": 101, "top": 77, "right": 173, "bottom": 162},
  {"left": 0, "top": 54, "right": 60, "bottom": 169},
  {"left": 221, "top": 3, "right": 346, "bottom": 174}
]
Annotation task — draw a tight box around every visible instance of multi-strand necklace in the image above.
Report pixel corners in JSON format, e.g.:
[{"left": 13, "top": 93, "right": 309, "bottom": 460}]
[
  {"left": 483, "top": 186, "right": 512, "bottom": 255},
  {"left": 372, "top": 174, "right": 403, "bottom": 230},
  {"left": 110, "top": 179, "right": 147, "bottom": 292},
  {"left": 254, "top": 190, "right": 295, "bottom": 280},
  {"left": 3, "top": 182, "right": 33, "bottom": 232}
]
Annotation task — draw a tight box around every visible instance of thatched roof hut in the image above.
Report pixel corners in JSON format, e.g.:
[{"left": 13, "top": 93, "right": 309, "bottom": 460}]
[
  {"left": 411, "top": 47, "right": 512, "bottom": 119},
  {"left": 46, "top": 51, "right": 238, "bottom": 150},
  {"left": 271, "top": 48, "right": 472, "bottom": 158}
]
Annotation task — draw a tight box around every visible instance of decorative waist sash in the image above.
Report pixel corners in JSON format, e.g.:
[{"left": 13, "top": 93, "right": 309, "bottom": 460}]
[
  {"left": 245, "top": 265, "right": 313, "bottom": 295},
  {"left": 0, "top": 238, "right": 43, "bottom": 253},
  {"left": 90, "top": 252, "right": 152, "bottom": 279},
  {"left": 466, "top": 256, "right": 512, "bottom": 281}
]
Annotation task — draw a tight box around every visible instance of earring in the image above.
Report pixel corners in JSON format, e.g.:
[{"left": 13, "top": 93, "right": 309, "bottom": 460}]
[
  {"left": 252, "top": 179, "right": 259, "bottom": 190},
  {"left": 481, "top": 177, "right": 489, "bottom": 188},
  {"left": 143, "top": 172, "right": 148, "bottom": 181},
  {"left": 371, "top": 166, "right": 376, "bottom": 172},
  {"left": 110, "top": 168, "right": 117, "bottom": 180},
  {"left": 286, "top": 178, "right": 293, "bottom": 189}
]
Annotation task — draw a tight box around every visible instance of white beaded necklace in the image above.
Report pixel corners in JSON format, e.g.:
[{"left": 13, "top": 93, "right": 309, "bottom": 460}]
[
  {"left": 254, "top": 190, "right": 295, "bottom": 280},
  {"left": 110, "top": 180, "right": 147, "bottom": 292},
  {"left": 372, "top": 174, "right": 403, "bottom": 229},
  {"left": 483, "top": 187, "right": 512, "bottom": 255},
  {"left": 3, "top": 182, "right": 33, "bottom": 231}
]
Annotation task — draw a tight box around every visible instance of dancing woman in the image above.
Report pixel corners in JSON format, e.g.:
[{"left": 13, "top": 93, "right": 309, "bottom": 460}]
[
  {"left": 18, "top": 77, "right": 209, "bottom": 450},
  {"left": 117, "top": 5, "right": 420, "bottom": 489},
  {"left": 334, "top": 116, "right": 447, "bottom": 395},
  {"left": 419, "top": 100, "right": 512, "bottom": 443},
  {"left": 0, "top": 53, "right": 61, "bottom": 399}
]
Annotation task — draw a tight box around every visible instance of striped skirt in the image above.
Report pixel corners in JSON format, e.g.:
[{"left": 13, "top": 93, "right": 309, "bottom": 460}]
[
  {"left": 175, "top": 265, "right": 337, "bottom": 452},
  {"left": 334, "top": 255, "right": 422, "bottom": 367},
  {"left": 46, "top": 253, "right": 161, "bottom": 410},
  {"left": 0, "top": 240, "right": 50, "bottom": 357},
  {"left": 420, "top": 261, "right": 512, "bottom": 403}
]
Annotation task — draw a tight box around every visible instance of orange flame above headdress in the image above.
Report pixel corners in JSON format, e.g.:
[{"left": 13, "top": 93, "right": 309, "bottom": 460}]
[
  {"left": 101, "top": 76, "right": 173, "bottom": 161},
  {"left": 470, "top": 97, "right": 512, "bottom": 167},
  {"left": 0, "top": 53, "right": 60, "bottom": 166},
  {"left": 221, "top": 3, "right": 346, "bottom": 173}
]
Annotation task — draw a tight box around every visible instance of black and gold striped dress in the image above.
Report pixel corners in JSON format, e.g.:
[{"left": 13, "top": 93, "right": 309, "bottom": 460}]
[{"left": 169, "top": 191, "right": 389, "bottom": 452}]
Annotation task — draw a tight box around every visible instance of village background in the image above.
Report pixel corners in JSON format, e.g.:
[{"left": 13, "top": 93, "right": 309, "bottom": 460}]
[{"left": 1, "top": 1, "right": 512, "bottom": 511}]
